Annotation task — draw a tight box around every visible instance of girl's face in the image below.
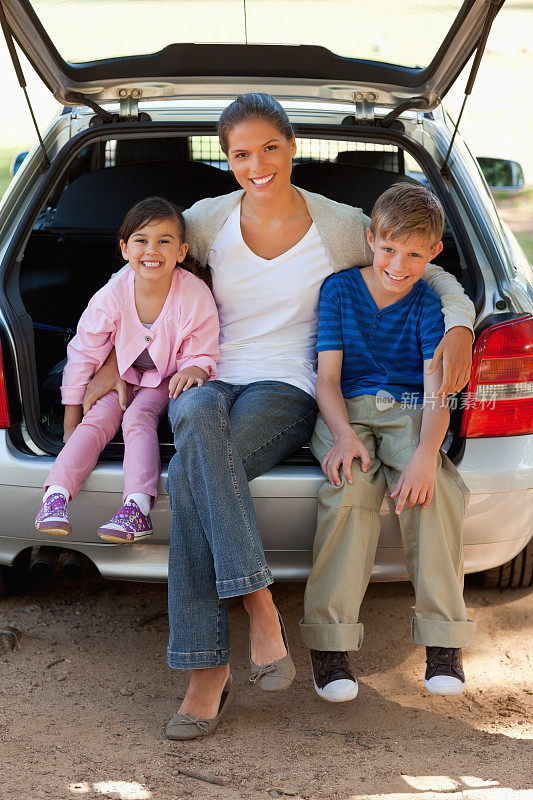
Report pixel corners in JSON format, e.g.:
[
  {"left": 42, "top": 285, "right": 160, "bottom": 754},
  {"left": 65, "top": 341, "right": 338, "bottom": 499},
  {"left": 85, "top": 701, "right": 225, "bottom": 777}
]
[
  {"left": 120, "top": 217, "right": 188, "bottom": 286},
  {"left": 225, "top": 119, "right": 296, "bottom": 198}
]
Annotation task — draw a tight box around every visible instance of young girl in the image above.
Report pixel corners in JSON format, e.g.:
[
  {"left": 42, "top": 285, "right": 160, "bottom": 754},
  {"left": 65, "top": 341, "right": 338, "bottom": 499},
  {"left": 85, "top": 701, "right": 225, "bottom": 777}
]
[{"left": 35, "top": 196, "right": 220, "bottom": 543}]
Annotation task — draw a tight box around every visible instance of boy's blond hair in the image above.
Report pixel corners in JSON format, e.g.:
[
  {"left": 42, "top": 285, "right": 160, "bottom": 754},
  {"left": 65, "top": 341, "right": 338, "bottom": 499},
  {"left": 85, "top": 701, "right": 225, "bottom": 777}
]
[{"left": 370, "top": 183, "right": 444, "bottom": 247}]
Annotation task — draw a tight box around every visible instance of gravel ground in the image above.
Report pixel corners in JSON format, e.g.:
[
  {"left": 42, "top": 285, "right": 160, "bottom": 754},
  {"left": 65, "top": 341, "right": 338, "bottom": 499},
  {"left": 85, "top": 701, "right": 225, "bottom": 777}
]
[{"left": 0, "top": 572, "right": 531, "bottom": 800}]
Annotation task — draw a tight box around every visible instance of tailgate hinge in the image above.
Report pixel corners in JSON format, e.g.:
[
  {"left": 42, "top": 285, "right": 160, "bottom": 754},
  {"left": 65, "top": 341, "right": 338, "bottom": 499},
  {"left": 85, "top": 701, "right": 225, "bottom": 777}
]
[
  {"left": 342, "top": 94, "right": 429, "bottom": 129},
  {"left": 352, "top": 92, "right": 376, "bottom": 125},
  {"left": 118, "top": 88, "right": 142, "bottom": 120}
]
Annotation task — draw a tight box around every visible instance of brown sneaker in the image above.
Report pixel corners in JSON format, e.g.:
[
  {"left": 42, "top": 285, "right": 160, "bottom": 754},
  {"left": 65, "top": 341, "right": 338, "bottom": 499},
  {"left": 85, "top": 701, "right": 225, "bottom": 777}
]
[
  {"left": 424, "top": 647, "right": 466, "bottom": 695},
  {"left": 310, "top": 650, "right": 358, "bottom": 702}
]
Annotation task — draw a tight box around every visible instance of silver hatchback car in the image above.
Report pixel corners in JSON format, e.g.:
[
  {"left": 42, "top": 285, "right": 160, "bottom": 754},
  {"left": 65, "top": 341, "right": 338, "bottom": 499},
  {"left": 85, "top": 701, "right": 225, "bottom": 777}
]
[{"left": 0, "top": 0, "right": 532, "bottom": 593}]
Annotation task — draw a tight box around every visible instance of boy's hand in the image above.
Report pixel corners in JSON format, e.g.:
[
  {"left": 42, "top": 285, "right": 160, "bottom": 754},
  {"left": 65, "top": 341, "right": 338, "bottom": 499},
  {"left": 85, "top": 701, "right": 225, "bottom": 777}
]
[
  {"left": 321, "top": 431, "right": 371, "bottom": 486},
  {"left": 169, "top": 367, "right": 208, "bottom": 399},
  {"left": 390, "top": 449, "right": 438, "bottom": 514}
]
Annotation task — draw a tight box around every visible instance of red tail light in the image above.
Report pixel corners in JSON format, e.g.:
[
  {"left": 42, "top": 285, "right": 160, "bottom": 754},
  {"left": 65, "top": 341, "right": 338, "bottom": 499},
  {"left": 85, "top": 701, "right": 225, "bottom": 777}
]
[
  {"left": 460, "top": 314, "right": 533, "bottom": 438},
  {"left": 0, "top": 340, "right": 11, "bottom": 429}
]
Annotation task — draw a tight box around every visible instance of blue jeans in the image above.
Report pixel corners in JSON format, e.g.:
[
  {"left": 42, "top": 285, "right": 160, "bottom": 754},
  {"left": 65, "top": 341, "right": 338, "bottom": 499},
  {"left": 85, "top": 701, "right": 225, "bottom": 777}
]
[{"left": 166, "top": 380, "right": 317, "bottom": 669}]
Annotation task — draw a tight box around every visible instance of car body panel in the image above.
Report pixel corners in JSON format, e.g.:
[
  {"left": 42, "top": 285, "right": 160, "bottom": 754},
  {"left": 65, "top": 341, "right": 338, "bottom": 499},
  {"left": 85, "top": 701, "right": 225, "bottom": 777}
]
[
  {"left": 2, "top": 0, "right": 503, "bottom": 108},
  {"left": 1, "top": 430, "right": 531, "bottom": 581}
]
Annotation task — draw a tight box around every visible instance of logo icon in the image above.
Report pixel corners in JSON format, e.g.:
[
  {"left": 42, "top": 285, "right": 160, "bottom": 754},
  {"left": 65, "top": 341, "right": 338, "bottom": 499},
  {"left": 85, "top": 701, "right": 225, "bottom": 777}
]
[{"left": 375, "top": 390, "right": 395, "bottom": 411}]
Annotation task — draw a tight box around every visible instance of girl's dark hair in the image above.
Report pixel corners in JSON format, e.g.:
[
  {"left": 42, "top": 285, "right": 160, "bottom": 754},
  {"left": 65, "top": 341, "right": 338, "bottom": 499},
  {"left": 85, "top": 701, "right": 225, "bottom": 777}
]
[
  {"left": 118, "top": 196, "right": 211, "bottom": 289},
  {"left": 118, "top": 196, "right": 185, "bottom": 244},
  {"left": 218, "top": 93, "right": 294, "bottom": 155}
]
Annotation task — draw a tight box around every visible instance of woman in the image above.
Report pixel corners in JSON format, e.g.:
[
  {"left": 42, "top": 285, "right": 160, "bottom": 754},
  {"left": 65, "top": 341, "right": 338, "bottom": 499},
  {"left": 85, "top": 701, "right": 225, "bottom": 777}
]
[{"left": 84, "top": 93, "right": 474, "bottom": 739}]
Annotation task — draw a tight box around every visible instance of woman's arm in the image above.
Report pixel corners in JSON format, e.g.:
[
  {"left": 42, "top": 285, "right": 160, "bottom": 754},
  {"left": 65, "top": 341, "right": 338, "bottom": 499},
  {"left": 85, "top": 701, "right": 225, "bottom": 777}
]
[
  {"left": 426, "top": 326, "right": 473, "bottom": 396},
  {"left": 421, "top": 263, "right": 475, "bottom": 394},
  {"left": 422, "top": 262, "right": 475, "bottom": 333},
  {"left": 175, "top": 281, "right": 220, "bottom": 379}
]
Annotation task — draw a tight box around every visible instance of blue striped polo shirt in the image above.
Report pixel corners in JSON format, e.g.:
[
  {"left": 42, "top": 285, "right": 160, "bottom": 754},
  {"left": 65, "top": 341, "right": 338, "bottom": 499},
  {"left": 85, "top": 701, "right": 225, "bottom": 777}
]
[{"left": 317, "top": 267, "right": 445, "bottom": 403}]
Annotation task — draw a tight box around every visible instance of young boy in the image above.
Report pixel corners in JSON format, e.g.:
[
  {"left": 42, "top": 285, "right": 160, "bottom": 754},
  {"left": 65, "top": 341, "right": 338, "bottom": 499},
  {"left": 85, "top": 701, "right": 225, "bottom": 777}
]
[{"left": 300, "top": 183, "right": 475, "bottom": 701}]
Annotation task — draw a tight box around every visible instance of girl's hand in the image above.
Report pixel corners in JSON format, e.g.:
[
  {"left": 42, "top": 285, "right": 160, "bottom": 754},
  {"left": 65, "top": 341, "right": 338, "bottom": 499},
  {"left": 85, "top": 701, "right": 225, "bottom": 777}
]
[
  {"left": 426, "top": 326, "right": 473, "bottom": 396},
  {"left": 390, "top": 449, "right": 438, "bottom": 514},
  {"left": 63, "top": 426, "right": 78, "bottom": 443},
  {"left": 321, "top": 431, "right": 371, "bottom": 486},
  {"left": 63, "top": 405, "right": 83, "bottom": 443},
  {"left": 83, "top": 349, "right": 127, "bottom": 414},
  {"left": 169, "top": 367, "right": 208, "bottom": 399}
]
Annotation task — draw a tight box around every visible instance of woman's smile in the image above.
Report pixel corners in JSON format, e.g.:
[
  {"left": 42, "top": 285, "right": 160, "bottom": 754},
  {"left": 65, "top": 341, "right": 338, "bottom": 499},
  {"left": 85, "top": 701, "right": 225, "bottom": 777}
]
[{"left": 249, "top": 173, "right": 276, "bottom": 187}]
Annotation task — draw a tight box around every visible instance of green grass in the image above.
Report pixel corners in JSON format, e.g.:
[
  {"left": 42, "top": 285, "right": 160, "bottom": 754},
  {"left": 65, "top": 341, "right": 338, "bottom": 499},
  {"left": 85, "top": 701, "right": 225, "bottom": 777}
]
[
  {"left": 493, "top": 186, "right": 533, "bottom": 211},
  {"left": 493, "top": 188, "right": 533, "bottom": 262},
  {"left": 0, "top": 148, "right": 18, "bottom": 198},
  {"left": 514, "top": 232, "right": 533, "bottom": 262}
]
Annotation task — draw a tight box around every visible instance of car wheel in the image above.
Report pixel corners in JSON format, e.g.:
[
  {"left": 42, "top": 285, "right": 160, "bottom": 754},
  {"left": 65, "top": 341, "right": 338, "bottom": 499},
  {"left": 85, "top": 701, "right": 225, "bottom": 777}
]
[
  {"left": 482, "top": 542, "right": 533, "bottom": 589},
  {"left": 0, "top": 565, "right": 10, "bottom": 598}
]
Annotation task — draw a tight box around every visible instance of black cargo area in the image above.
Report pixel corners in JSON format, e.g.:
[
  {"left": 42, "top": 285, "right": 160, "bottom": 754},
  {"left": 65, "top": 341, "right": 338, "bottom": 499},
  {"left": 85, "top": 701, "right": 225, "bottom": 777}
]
[{"left": 18, "top": 134, "right": 473, "bottom": 459}]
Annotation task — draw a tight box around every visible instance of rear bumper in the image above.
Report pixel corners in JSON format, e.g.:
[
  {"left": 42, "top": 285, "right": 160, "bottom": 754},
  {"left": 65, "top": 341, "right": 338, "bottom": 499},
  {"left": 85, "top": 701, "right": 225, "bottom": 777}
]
[{"left": 1, "top": 432, "right": 532, "bottom": 582}]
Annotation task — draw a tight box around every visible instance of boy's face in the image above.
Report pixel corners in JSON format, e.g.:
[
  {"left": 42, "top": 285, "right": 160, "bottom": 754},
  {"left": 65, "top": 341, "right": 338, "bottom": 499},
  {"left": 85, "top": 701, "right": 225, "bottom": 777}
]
[{"left": 366, "top": 228, "right": 443, "bottom": 299}]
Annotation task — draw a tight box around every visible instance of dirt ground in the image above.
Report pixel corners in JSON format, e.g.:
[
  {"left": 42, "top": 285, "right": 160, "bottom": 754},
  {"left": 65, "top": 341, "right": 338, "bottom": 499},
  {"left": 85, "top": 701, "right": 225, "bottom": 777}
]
[{"left": 0, "top": 572, "right": 531, "bottom": 800}]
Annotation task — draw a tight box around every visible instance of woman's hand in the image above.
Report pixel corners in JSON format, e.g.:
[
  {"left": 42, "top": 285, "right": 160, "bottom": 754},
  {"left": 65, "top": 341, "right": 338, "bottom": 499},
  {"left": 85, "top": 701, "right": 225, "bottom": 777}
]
[
  {"left": 63, "top": 405, "right": 83, "bottom": 443},
  {"left": 390, "top": 449, "right": 438, "bottom": 514},
  {"left": 321, "top": 430, "right": 371, "bottom": 486},
  {"left": 169, "top": 367, "right": 208, "bottom": 399},
  {"left": 426, "top": 326, "right": 473, "bottom": 396},
  {"left": 83, "top": 349, "right": 126, "bottom": 414}
]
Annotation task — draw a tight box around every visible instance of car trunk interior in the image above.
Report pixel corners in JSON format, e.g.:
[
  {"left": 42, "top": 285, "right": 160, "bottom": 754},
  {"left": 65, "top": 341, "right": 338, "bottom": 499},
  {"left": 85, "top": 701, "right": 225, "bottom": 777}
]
[{"left": 16, "top": 127, "right": 477, "bottom": 463}]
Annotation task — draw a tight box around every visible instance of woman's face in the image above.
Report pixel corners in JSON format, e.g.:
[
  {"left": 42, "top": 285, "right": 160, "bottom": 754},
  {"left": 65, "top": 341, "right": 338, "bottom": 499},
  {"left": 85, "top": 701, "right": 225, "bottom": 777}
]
[{"left": 225, "top": 119, "right": 296, "bottom": 198}]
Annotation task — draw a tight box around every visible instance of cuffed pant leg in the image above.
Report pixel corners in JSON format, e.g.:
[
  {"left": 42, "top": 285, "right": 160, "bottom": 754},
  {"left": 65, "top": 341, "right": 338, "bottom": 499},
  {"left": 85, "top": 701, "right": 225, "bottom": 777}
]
[
  {"left": 300, "top": 413, "right": 386, "bottom": 652},
  {"left": 166, "top": 454, "right": 230, "bottom": 669},
  {"left": 383, "top": 444, "right": 475, "bottom": 649}
]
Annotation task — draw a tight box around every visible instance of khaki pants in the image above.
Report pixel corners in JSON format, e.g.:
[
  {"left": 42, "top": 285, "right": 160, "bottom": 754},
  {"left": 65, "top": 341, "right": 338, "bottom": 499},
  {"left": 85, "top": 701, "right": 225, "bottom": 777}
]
[{"left": 300, "top": 395, "right": 475, "bottom": 651}]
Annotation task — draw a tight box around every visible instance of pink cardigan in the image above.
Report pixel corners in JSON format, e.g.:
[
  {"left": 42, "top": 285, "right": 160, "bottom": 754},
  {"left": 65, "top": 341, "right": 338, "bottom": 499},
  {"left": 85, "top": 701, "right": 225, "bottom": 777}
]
[{"left": 61, "top": 266, "right": 220, "bottom": 405}]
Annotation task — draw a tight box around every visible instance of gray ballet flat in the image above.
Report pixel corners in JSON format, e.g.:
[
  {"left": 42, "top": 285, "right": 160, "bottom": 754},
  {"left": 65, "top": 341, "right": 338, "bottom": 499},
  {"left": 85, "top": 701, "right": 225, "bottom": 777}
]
[
  {"left": 249, "top": 611, "right": 296, "bottom": 692},
  {"left": 165, "top": 674, "right": 235, "bottom": 740}
]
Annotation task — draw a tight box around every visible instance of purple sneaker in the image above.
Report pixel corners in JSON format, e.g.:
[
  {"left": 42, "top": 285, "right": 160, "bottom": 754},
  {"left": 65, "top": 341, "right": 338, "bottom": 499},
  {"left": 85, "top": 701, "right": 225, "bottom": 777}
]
[
  {"left": 97, "top": 500, "right": 153, "bottom": 543},
  {"left": 35, "top": 493, "right": 71, "bottom": 536}
]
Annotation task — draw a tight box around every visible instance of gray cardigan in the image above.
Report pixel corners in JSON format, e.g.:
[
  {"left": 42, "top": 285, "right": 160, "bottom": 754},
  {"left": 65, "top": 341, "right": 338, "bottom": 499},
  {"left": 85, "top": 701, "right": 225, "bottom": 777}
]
[{"left": 183, "top": 187, "right": 475, "bottom": 334}]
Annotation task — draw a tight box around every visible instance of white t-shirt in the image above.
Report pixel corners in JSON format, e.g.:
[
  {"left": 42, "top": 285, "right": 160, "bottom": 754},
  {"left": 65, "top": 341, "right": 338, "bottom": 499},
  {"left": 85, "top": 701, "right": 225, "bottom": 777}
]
[{"left": 208, "top": 205, "right": 332, "bottom": 397}]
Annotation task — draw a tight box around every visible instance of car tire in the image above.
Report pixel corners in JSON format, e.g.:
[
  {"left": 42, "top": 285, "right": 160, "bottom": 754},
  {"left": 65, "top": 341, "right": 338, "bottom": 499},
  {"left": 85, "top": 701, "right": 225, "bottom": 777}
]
[
  {"left": 482, "top": 542, "right": 533, "bottom": 589},
  {"left": 0, "top": 565, "right": 10, "bottom": 598}
]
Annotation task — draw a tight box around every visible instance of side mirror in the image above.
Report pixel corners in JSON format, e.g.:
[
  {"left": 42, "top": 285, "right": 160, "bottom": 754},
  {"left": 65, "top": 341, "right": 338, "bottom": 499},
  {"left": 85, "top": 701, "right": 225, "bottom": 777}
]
[
  {"left": 10, "top": 152, "right": 28, "bottom": 177},
  {"left": 477, "top": 157, "right": 525, "bottom": 191}
]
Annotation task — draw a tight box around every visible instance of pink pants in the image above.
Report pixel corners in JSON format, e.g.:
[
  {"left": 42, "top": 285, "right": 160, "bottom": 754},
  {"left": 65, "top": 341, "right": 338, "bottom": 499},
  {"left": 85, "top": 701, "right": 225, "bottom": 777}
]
[{"left": 45, "top": 381, "right": 170, "bottom": 504}]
